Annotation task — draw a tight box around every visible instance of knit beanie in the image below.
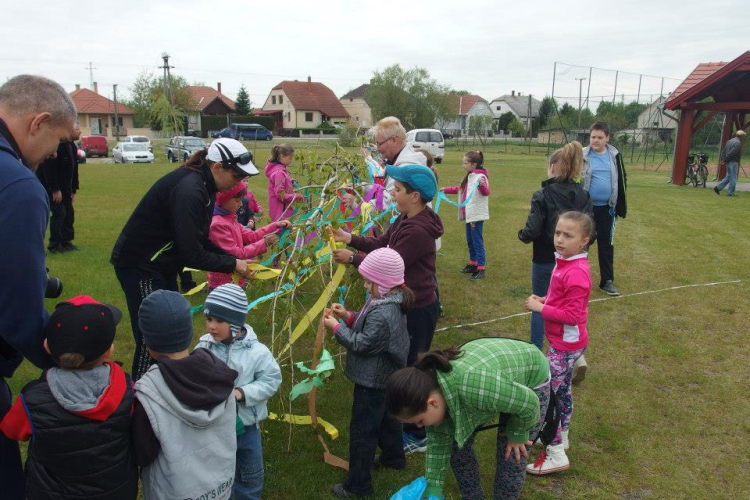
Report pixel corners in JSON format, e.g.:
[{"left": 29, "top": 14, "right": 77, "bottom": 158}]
[
  {"left": 358, "top": 248, "right": 405, "bottom": 296},
  {"left": 216, "top": 180, "right": 247, "bottom": 207},
  {"left": 138, "top": 290, "right": 194, "bottom": 353},
  {"left": 204, "top": 284, "right": 248, "bottom": 335}
]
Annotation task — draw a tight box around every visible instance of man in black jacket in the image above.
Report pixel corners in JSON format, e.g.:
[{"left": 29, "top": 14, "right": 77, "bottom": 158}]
[{"left": 37, "top": 123, "right": 81, "bottom": 253}]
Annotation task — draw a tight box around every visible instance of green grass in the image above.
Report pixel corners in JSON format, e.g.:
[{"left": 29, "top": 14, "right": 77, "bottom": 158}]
[{"left": 10, "top": 140, "right": 750, "bottom": 499}]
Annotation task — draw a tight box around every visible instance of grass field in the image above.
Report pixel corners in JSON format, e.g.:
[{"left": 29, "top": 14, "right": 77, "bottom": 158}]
[{"left": 10, "top": 139, "right": 750, "bottom": 499}]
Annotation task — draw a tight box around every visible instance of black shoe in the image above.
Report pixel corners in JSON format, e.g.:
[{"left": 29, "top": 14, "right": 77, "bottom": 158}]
[
  {"left": 48, "top": 245, "right": 65, "bottom": 254},
  {"left": 180, "top": 281, "right": 198, "bottom": 293},
  {"left": 714, "top": 186, "right": 720, "bottom": 195},
  {"left": 62, "top": 242, "right": 80, "bottom": 251},
  {"left": 599, "top": 280, "right": 620, "bottom": 296},
  {"left": 461, "top": 264, "right": 477, "bottom": 274},
  {"left": 331, "top": 483, "right": 366, "bottom": 498},
  {"left": 373, "top": 454, "right": 405, "bottom": 470},
  {"left": 470, "top": 269, "right": 485, "bottom": 280}
]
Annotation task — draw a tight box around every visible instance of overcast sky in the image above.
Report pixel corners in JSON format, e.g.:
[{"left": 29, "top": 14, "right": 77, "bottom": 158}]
[{"left": 2, "top": 0, "right": 747, "bottom": 109}]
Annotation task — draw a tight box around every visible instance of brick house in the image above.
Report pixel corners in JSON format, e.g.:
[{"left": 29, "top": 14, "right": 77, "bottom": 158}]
[{"left": 261, "top": 77, "right": 350, "bottom": 133}]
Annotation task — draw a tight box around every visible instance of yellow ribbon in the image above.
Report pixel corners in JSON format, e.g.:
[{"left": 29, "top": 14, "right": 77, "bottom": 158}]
[
  {"left": 267, "top": 412, "right": 339, "bottom": 440},
  {"left": 248, "top": 263, "right": 282, "bottom": 280},
  {"left": 181, "top": 281, "right": 207, "bottom": 296}
]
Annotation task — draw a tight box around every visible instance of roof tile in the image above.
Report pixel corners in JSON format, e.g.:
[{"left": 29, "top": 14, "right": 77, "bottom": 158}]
[
  {"left": 271, "top": 80, "right": 350, "bottom": 118},
  {"left": 187, "top": 86, "right": 235, "bottom": 112},
  {"left": 69, "top": 88, "right": 134, "bottom": 115}
]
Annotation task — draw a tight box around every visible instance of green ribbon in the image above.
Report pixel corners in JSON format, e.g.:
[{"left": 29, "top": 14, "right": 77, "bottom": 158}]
[{"left": 289, "top": 349, "right": 335, "bottom": 400}]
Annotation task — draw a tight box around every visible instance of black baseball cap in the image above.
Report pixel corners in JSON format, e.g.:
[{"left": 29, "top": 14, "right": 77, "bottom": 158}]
[{"left": 45, "top": 296, "right": 122, "bottom": 362}]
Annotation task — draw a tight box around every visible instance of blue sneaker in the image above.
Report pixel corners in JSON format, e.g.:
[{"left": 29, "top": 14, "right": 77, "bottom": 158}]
[{"left": 403, "top": 433, "right": 427, "bottom": 454}]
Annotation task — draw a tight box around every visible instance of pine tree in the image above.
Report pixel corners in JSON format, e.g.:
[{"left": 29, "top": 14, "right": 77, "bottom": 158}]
[{"left": 235, "top": 84, "right": 251, "bottom": 116}]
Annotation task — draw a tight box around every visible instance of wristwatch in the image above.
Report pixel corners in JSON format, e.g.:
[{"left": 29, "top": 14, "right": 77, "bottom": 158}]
[{"left": 348, "top": 253, "right": 355, "bottom": 264}]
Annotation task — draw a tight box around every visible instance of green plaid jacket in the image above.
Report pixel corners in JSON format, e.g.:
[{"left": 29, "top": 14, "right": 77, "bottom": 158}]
[{"left": 424, "top": 338, "right": 549, "bottom": 497}]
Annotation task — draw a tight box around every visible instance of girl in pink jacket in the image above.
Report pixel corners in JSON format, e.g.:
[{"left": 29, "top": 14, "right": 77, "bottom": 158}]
[
  {"left": 208, "top": 181, "right": 290, "bottom": 290},
  {"left": 524, "top": 210, "right": 594, "bottom": 476},
  {"left": 264, "top": 144, "right": 304, "bottom": 221}
]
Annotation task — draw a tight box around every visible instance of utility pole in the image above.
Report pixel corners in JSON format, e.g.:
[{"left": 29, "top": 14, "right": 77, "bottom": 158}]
[
  {"left": 159, "top": 53, "right": 179, "bottom": 132},
  {"left": 575, "top": 77, "right": 587, "bottom": 128},
  {"left": 113, "top": 84, "right": 121, "bottom": 142},
  {"left": 85, "top": 62, "right": 97, "bottom": 90},
  {"left": 527, "top": 94, "right": 532, "bottom": 143}
]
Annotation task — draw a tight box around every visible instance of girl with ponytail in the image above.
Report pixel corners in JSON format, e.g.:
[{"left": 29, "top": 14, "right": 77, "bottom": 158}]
[
  {"left": 518, "top": 141, "right": 593, "bottom": 351},
  {"left": 385, "top": 338, "right": 551, "bottom": 500},
  {"left": 264, "top": 143, "right": 303, "bottom": 221}
]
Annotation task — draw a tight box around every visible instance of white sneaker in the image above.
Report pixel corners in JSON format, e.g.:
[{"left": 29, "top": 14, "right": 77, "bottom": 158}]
[
  {"left": 526, "top": 444, "right": 570, "bottom": 475},
  {"left": 572, "top": 355, "right": 587, "bottom": 385}
]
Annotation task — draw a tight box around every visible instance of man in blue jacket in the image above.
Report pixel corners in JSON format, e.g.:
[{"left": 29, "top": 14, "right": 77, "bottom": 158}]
[{"left": 0, "top": 74, "right": 77, "bottom": 499}]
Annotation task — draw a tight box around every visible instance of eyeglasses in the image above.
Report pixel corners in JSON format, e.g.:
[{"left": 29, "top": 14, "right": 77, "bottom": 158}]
[
  {"left": 230, "top": 170, "right": 248, "bottom": 181},
  {"left": 375, "top": 137, "right": 393, "bottom": 148}
]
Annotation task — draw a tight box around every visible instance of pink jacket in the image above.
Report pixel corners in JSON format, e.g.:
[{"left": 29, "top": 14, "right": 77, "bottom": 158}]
[
  {"left": 245, "top": 190, "right": 263, "bottom": 216},
  {"left": 541, "top": 252, "right": 591, "bottom": 351},
  {"left": 265, "top": 162, "right": 303, "bottom": 221},
  {"left": 207, "top": 212, "right": 279, "bottom": 289}
]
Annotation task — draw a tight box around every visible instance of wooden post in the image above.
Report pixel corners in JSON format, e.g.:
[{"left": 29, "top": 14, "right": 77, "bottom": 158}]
[{"left": 671, "top": 108, "right": 694, "bottom": 185}]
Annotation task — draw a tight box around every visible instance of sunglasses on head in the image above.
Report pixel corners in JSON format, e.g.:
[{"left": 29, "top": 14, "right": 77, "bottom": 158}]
[{"left": 215, "top": 143, "right": 253, "bottom": 168}]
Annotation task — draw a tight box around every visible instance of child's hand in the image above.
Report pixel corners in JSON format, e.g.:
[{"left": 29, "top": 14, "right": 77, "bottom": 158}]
[
  {"left": 333, "top": 249, "right": 353, "bottom": 264},
  {"left": 504, "top": 439, "right": 531, "bottom": 463},
  {"left": 263, "top": 234, "right": 279, "bottom": 246},
  {"left": 276, "top": 219, "right": 291, "bottom": 229},
  {"left": 479, "top": 177, "right": 487, "bottom": 187},
  {"left": 234, "top": 389, "right": 243, "bottom": 401},
  {"left": 323, "top": 313, "right": 339, "bottom": 331},
  {"left": 330, "top": 303, "right": 348, "bottom": 319},
  {"left": 524, "top": 295, "right": 544, "bottom": 313},
  {"left": 333, "top": 228, "right": 352, "bottom": 244},
  {"left": 470, "top": 222, "right": 476, "bottom": 229}
]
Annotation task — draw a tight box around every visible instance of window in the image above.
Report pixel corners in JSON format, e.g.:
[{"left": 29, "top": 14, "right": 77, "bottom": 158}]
[
  {"left": 415, "top": 132, "right": 430, "bottom": 142},
  {"left": 189, "top": 114, "right": 198, "bottom": 124},
  {"left": 112, "top": 116, "right": 123, "bottom": 127},
  {"left": 429, "top": 132, "right": 444, "bottom": 142},
  {"left": 286, "top": 112, "right": 291, "bottom": 120},
  {"left": 496, "top": 106, "right": 501, "bottom": 110},
  {"left": 279, "top": 95, "right": 283, "bottom": 104},
  {"left": 272, "top": 96, "right": 276, "bottom": 105},
  {"left": 305, "top": 112, "right": 313, "bottom": 122},
  {"left": 355, "top": 114, "right": 359, "bottom": 122}
]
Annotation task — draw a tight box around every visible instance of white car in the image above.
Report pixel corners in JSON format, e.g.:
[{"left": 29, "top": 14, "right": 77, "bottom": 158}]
[
  {"left": 122, "top": 135, "right": 152, "bottom": 152},
  {"left": 406, "top": 128, "right": 445, "bottom": 164},
  {"left": 113, "top": 142, "right": 155, "bottom": 163}
]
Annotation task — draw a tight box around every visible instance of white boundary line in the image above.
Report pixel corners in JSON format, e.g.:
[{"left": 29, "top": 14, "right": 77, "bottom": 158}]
[{"left": 435, "top": 279, "right": 744, "bottom": 333}]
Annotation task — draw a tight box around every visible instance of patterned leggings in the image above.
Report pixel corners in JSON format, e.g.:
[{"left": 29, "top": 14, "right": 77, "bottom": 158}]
[
  {"left": 450, "top": 382, "right": 550, "bottom": 500},
  {"left": 548, "top": 346, "right": 586, "bottom": 444}
]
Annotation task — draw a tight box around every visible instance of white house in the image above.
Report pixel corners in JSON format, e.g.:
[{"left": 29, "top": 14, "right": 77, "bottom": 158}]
[
  {"left": 436, "top": 94, "right": 493, "bottom": 135},
  {"left": 489, "top": 91, "right": 542, "bottom": 120}
]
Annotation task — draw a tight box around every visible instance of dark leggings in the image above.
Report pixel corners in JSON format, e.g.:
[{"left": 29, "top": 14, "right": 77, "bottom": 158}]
[
  {"left": 450, "top": 382, "right": 551, "bottom": 500},
  {"left": 114, "top": 266, "right": 177, "bottom": 380}
]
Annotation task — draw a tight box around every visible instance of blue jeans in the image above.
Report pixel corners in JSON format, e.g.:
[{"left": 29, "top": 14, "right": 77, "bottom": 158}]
[
  {"left": 530, "top": 262, "right": 555, "bottom": 349},
  {"left": 717, "top": 161, "right": 738, "bottom": 196},
  {"left": 465, "top": 221, "right": 486, "bottom": 267},
  {"left": 344, "top": 384, "right": 405, "bottom": 495},
  {"left": 233, "top": 424, "right": 264, "bottom": 500}
]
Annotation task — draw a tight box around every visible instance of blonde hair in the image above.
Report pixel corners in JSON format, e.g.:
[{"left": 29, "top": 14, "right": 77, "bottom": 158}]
[
  {"left": 269, "top": 144, "right": 295, "bottom": 164},
  {"left": 369, "top": 116, "right": 406, "bottom": 143},
  {"left": 549, "top": 141, "right": 583, "bottom": 181}
]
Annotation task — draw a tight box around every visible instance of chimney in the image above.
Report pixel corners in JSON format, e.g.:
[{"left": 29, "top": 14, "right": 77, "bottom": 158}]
[
  {"left": 75, "top": 84, "right": 80, "bottom": 91},
  {"left": 511, "top": 90, "right": 515, "bottom": 97},
  {"left": 93, "top": 82, "right": 98, "bottom": 94},
  {"left": 217, "top": 82, "right": 222, "bottom": 94},
  {"left": 307, "top": 76, "right": 311, "bottom": 83}
]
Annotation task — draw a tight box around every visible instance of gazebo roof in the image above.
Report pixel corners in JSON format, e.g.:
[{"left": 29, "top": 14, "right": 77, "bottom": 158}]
[{"left": 665, "top": 51, "right": 750, "bottom": 110}]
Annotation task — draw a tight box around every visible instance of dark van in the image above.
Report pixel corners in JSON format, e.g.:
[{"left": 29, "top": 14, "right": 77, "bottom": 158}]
[{"left": 80, "top": 135, "right": 108, "bottom": 158}]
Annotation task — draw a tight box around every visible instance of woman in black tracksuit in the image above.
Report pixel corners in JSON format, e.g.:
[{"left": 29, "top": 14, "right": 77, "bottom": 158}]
[{"left": 111, "top": 138, "right": 258, "bottom": 380}]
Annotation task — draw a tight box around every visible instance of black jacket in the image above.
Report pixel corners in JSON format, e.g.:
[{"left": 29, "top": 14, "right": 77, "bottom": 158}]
[
  {"left": 36, "top": 142, "right": 79, "bottom": 194},
  {"left": 518, "top": 178, "right": 593, "bottom": 264},
  {"left": 20, "top": 365, "right": 138, "bottom": 500},
  {"left": 111, "top": 164, "right": 235, "bottom": 276}
]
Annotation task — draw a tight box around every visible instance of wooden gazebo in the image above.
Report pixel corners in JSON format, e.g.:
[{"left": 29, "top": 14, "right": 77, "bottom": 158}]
[{"left": 665, "top": 51, "right": 750, "bottom": 184}]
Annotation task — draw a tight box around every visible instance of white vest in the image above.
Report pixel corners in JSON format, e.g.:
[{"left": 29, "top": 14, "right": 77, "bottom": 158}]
[{"left": 461, "top": 171, "right": 489, "bottom": 223}]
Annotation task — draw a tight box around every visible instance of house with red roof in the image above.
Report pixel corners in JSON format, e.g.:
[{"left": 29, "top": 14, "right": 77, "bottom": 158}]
[
  {"left": 436, "top": 93, "right": 493, "bottom": 135},
  {"left": 186, "top": 83, "right": 235, "bottom": 134},
  {"left": 70, "top": 83, "right": 135, "bottom": 137},
  {"left": 261, "top": 77, "right": 349, "bottom": 133}
]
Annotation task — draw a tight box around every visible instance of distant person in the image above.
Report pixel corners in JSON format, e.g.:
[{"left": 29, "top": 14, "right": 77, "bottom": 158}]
[
  {"left": 714, "top": 130, "right": 746, "bottom": 197},
  {"left": 440, "top": 150, "right": 491, "bottom": 280},
  {"left": 111, "top": 138, "right": 256, "bottom": 380},
  {"left": 581, "top": 121, "right": 627, "bottom": 296},
  {"left": 0, "top": 74, "right": 77, "bottom": 499},
  {"left": 0, "top": 296, "right": 138, "bottom": 499},
  {"left": 197, "top": 284, "right": 282, "bottom": 500},
  {"left": 265, "top": 144, "right": 304, "bottom": 222},
  {"left": 518, "top": 141, "right": 592, "bottom": 351},
  {"left": 132, "top": 290, "right": 238, "bottom": 500},
  {"left": 36, "top": 122, "right": 81, "bottom": 253},
  {"left": 237, "top": 189, "right": 264, "bottom": 228},
  {"left": 525, "top": 211, "right": 594, "bottom": 475}
]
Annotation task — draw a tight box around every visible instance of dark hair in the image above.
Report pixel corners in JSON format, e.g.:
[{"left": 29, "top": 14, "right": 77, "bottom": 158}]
[
  {"left": 399, "top": 285, "right": 416, "bottom": 313},
  {"left": 233, "top": 187, "right": 248, "bottom": 199},
  {"left": 557, "top": 210, "right": 596, "bottom": 241},
  {"left": 269, "top": 144, "right": 294, "bottom": 164},
  {"left": 385, "top": 347, "right": 462, "bottom": 417},
  {"left": 180, "top": 149, "right": 210, "bottom": 172},
  {"left": 590, "top": 121, "right": 610, "bottom": 137},
  {"left": 395, "top": 180, "right": 428, "bottom": 205},
  {"left": 56, "top": 352, "right": 103, "bottom": 370},
  {"left": 464, "top": 150, "right": 484, "bottom": 168}
]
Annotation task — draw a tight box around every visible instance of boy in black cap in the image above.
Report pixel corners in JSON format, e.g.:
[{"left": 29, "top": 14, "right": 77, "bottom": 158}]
[
  {"left": 0, "top": 296, "right": 138, "bottom": 500},
  {"left": 132, "top": 289, "right": 238, "bottom": 500}
]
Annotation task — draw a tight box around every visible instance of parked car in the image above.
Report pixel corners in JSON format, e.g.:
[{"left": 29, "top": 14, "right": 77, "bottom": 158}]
[
  {"left": 406, "top": 129, "right": 445, "bottom": 164},
  {"left": 166, "top": 136, "right": 208, "bottom": 163},
  {"left": 122, "top": 135, "right": 153, "bottom": 152},
  {"left": 212, "top": 123, "right": 273, "bottom": 141},
  {"left": 80, "top": 135, "right": 108, "bottom": 158},
  {"left": 112, "top": 142, "right": 155, "bottom": 163}
]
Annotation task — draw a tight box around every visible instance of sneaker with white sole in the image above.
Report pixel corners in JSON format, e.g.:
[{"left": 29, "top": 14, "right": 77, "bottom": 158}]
[
  {"left": 572, "top": 355, "right": 587, "bottom": 385},
  {"left": 526, "top": 444, "right": 570, "bottom": 475},
  {"left": 599, "top": 280, "right": 620, "bottom": 296},
  {"left": 403, "top": 433, "right": 427, "bottom": 454}
]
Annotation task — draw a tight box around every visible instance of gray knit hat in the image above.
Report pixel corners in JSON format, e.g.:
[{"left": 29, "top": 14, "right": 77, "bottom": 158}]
[
  {"left": 138, "top": 290, "right": 194, "bottom": 353},
  {"left": 204, "top": 284, "right": 248, "bottom": 334}
]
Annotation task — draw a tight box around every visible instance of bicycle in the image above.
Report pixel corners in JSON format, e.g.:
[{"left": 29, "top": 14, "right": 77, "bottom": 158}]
[
  {"left": 684, "top": 153, "right": 709, "bottom": 188},
  {"left": 696, "top": 153, "right": 709, "bottom": 188}
]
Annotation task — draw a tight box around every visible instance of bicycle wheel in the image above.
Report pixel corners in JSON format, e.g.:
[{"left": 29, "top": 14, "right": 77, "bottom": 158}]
[
  {"left": 699, "top": 165, "right": 708, "bottom": 188},
  {"left": 690, "top": 170, "right": 698, "bottom": 187}
]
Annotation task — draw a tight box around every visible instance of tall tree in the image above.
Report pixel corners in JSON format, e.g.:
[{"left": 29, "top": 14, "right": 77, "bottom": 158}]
[
  {"left": 367, "top": 65, "right": 454, "bottom": 129},
  {"left": 235, "top": 84, "right": 251, "bottom": 115},
  {"left": 539, "top": 96, "right": 556, "bottom": 128},
  {"left": 124, "top": 71, "right": 196, "bottom": 130}
]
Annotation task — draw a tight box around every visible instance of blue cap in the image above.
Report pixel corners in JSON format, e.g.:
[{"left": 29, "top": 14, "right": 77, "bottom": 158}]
[{"left": 386, "top": 164, "right": 437, "bottom": 202}]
